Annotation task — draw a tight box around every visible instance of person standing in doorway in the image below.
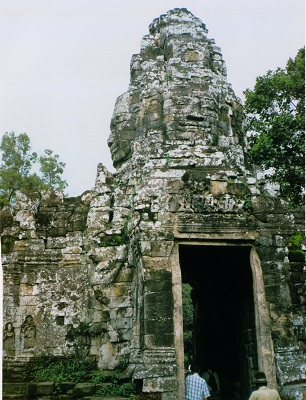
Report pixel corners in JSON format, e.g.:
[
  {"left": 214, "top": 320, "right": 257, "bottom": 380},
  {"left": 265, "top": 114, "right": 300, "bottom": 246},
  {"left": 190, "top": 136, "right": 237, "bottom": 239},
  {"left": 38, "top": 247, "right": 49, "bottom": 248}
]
[
  {"left": 202, "top": 368, "right": 220, "bottom": 398},
  {"left": 249, "top": 372, "right": 281, "bottom": 400},
  {"left": 185, "top": 363, "right": 211, "bottom": 400}
]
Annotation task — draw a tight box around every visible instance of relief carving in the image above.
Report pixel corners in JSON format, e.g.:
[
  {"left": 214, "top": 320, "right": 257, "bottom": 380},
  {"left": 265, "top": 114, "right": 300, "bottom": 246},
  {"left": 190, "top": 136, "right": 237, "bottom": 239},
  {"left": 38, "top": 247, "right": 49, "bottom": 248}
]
[
  {"left": 3, "top": 322, "right": 15, "bottom": 358},
  {"left": 21, "top": 315, "right": 36, "bottom": 349}
]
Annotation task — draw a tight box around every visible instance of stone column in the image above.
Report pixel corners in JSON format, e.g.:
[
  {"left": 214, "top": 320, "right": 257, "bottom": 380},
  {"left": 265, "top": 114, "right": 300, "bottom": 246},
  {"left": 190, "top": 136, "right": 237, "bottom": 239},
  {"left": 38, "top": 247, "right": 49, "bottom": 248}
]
[{"left": 250, "top": 247, "right": 277, "bottom": 387}]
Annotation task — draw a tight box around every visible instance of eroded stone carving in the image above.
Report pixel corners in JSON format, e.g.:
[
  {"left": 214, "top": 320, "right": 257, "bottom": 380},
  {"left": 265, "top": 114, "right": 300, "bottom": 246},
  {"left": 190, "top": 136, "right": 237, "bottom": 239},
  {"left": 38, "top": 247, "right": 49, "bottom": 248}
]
[
  {"left": 3, "top": 322, "right": 15, "bottom": 358},
  {"left": 1, "top": 8, "right": 305, "bottom": 400},
  {"left": 21, "top": 315, "right": 36, "bottom": 349}
]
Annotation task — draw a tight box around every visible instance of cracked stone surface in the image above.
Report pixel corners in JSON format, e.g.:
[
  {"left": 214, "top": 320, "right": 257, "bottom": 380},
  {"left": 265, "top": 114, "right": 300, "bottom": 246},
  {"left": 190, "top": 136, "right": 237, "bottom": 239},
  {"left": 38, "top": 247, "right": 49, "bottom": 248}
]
[{"left": 1, "top": 8, "right": 305, "bottom": 399}]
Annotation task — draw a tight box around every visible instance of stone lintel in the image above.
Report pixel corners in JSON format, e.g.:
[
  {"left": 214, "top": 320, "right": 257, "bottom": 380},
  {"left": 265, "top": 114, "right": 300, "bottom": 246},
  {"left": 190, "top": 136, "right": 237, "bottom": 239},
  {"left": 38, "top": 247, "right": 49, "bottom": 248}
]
[
  {"left": 176, "top": 214, "right": 257, "bottom": 235},
  {"left": 174, "top": 231, "right": 258, "bottom": 241}
]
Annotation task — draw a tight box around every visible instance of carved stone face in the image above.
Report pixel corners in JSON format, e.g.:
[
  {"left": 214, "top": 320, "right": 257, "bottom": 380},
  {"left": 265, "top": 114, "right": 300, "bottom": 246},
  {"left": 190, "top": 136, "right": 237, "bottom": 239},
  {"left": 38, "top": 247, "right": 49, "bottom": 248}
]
[
  {"left": 107, "top": 8, "right": 245, "bottom": 170},
  {"left": 108, "top": 92, "right": 137, "bottom": 167},
  {"left": 6, "top": 322, "right": 13, "bottom": 332}
]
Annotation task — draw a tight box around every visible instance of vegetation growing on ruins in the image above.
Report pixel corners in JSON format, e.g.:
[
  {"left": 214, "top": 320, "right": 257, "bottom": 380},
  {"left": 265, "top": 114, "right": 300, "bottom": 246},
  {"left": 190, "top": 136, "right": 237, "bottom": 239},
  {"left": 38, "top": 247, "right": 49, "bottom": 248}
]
[
  {"left": 22, "top": 322, "right": 137, "bottom": 398},
  {"left": 24, "top": 357, "right": 90, "bottom": 384},
  {"left": 24, "top": 356, "right": 137, "bottom": 398},
  {"left": 0, "top": 132, "right": 67, "bottom": 206},
  {"left": 99, "top": 234, "right": 126, "bottom": 246},
  {"left": 244, "top": 48, "right": 305, "bottom": 206},
  {"left": 288, "top": 231, "right": 305, "bottom": 260},
  {"left": 243, "top": 193, "right": 253, "bottom": 216}
]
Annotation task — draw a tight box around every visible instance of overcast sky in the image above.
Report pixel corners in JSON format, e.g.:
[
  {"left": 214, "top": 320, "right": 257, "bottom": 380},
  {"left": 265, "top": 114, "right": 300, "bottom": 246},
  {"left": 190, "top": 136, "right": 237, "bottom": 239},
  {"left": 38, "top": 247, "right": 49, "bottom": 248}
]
[{"left": 0, "top": 0, "right": 304, "bottom": 196}]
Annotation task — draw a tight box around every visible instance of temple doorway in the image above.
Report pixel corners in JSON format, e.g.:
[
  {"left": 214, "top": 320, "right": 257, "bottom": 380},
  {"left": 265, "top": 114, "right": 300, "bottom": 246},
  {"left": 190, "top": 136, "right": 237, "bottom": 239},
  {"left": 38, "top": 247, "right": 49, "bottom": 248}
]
[{"left": 179, "top": 244, "right": 257, "bottom": 400}]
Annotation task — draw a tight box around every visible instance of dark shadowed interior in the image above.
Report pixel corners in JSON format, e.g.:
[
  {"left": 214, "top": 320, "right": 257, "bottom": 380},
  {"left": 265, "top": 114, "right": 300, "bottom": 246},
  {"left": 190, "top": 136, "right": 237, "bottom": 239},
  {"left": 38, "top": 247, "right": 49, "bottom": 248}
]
[{"left": 179, "top": 244, "right": 257, "bottom": 400}]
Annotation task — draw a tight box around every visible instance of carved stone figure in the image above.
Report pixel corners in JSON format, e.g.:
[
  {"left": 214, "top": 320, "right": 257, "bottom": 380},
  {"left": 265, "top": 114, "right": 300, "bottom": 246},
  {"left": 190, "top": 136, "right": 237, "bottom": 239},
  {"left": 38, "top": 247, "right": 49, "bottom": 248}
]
[
  {"left": 21, "top": 315, "right": 36, "bottom": 349},
  {"left": 0, "top": 8, "right": 305, "bottom": 400},
  {"left": 3, "top": 322, "right": 15, "bottom": 358}
]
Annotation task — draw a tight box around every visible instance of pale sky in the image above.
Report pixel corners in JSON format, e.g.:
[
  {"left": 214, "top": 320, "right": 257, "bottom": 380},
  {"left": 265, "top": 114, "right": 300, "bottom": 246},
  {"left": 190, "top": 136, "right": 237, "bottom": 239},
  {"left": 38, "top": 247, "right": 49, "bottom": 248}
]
[{"left": 0, "top": 0, "right": 304, "bottom": 196}]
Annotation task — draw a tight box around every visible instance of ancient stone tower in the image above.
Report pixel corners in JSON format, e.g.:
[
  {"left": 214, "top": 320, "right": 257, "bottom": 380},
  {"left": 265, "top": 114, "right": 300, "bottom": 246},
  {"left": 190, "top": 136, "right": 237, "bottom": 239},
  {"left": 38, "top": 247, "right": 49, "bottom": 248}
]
[{"left": 2, "top": 9, "right": 305, "bottom": 400}]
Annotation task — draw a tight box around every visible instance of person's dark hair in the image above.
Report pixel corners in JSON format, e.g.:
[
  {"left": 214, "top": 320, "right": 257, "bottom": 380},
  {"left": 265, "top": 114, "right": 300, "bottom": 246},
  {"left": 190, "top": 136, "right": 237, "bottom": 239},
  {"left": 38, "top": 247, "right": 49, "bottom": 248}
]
[{"left": 190, "top": 363, "right": 200, "bottom": 373}]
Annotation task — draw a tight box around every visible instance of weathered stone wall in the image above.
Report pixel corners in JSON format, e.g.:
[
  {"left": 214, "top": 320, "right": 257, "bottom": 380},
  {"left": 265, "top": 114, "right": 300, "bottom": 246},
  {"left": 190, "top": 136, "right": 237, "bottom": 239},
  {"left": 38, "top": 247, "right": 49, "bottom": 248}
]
[
  {"left": 2, "top": 8, "right": 305, "bottom": 400},
  {"left": 2, "top": 191, "right": 92, "bottom": 360}
]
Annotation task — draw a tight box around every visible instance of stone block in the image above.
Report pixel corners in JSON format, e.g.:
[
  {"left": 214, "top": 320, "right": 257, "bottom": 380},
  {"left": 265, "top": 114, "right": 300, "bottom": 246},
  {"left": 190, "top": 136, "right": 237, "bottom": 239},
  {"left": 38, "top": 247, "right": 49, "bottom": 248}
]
[
  {"left": 279, "top": 385, "right": 306, "bottom": 400},
  {"left": 143, "top": 377, "right": 177, "bottom": 393},
  {"left": 13, "top": 240, "right": 27, "bottom": 251},
  {"left": 144, "top": 278, "right": 172, "bottom": 293},
  {"left": 108, "top": 295, "right": 132, "bottom": 309},
  {"left": 275, "top": 351, "right": 306, "bottom": 385},
  {"left": 210, "top": 180, "right": 227, "bottom": 195},
  {"left": 74, "top": 383, "right": 96, "bottom": 398},
  {"left": 46, "top": 237, "right": 66, "bottom": 249},
  {"left": 144, "top": 331, "right": 174, "bottom": 348},
  {"left": 117, "top": 328, "right": 132, "bottom": 342},
  {"left": 90, "top": 194, "right": 111, "bottom": 208},
  {"left": 143, "top": 269, "right": 172, "bottom": 283},
  {"left": 57, "top": 382, "right": 76, "bottom": 394},
  {"left": 161, "top": 393, "right": 178, "bottom": 400},
  {"left": 145, "top": 364, "right": 176, "bottom": 378},
  {"left": 243, "top": 329, "right": 253, "bottom": 344},
  {"left": 36, "top": 382, "right": 55, "bottom": 396},
  {"left": 289, "top": 262, "right": 304, "bottom": 272},
  {"left": 113, "top": 283, "right": 131, "bottom": 297},
  {"left": 3, "top": 383, "right": 29, "bottom": 396},
  {"left": 140, "top": 241, "right": 173, "bottom": 257},
  {"left": 28, "top": 383, "right": 37, "bottom": 399},
  {"left": 116, "top": 267, "right": 133, "bottom": 282},
  {"left": 144, "top": 293, "right": 173, "bottom": 319},
  {"left": 110, "top": 306, "right": 133, "bottom": 319},
  {"left": 111, "top": 317, "right": 133, "bottom": 330},
  {"left": 145, "top": 317, "right": 173, "bottom": 335},
  {"left": 83, "top": 397, "right": 129, "bottom": 400},
  {"left": 70, "top": 218, "right": 86, "bottom": 231},
  {"left": 142, "top": 257, "right": 170, "bottom": 270},
  {"left": 1, "top": 235, "right": 15, "bottom": 253},
  {"left": 19, "top": 284, "right": 33, "bottom": 295}
]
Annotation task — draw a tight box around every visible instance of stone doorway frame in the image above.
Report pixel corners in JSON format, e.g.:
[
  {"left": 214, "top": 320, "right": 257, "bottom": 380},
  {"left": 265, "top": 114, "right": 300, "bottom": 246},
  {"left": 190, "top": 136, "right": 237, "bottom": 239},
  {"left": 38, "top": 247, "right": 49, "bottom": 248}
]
[{"left": 170, "top": 241, "right": 277, "bottom": 399}]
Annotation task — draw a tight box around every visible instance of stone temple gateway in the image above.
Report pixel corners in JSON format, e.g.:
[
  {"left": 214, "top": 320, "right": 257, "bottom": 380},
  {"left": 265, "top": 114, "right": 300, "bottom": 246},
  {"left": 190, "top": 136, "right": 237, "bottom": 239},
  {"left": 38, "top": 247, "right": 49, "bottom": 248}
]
[{"left": 2, "top": 8, "right": 305, "bottom": 400}]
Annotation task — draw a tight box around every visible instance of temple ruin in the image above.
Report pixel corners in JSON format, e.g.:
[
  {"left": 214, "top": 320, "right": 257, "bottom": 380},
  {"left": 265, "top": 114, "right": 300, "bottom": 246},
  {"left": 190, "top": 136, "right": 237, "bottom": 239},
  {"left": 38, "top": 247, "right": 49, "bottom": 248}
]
[{"left": 2, "top": 8, "right": 305, "bottom": 400}]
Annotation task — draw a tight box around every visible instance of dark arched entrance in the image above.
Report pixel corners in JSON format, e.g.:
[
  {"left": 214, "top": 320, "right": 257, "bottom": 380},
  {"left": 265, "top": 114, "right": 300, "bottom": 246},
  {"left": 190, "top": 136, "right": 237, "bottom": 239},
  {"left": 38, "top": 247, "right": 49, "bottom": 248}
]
[{"left": 179, "top": 244, "right": 257, "bottom": 400}]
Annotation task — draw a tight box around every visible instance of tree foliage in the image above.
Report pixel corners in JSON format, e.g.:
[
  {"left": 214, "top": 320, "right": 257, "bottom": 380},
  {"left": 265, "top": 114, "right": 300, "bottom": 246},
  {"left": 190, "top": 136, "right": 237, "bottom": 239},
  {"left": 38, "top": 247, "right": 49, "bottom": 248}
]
[
  {"left": 39, "top": 149, "right": 67, "bottom": 192},
  {"left": 0, "top": 132, "right": 67, "bottom": 206},
  {"left": 244, "top": 47, "right": 305, "bottom": 205},
  {"left": 182, "top": 283, "right": 194, "bottom": 362}
]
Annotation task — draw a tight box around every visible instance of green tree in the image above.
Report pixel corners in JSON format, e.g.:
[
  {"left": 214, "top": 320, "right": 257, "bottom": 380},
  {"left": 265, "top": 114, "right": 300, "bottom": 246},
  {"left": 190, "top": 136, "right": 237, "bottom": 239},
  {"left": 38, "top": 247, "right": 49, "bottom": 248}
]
[
  {"left": 244, "top": 47, "right": 305, "bottom": 205},
  {"left": 0, "top": 132, "right": 67, "bottom": 206},
  {"left": 39, "top": 149, "right": 67, "bottom": 192},
  {"left": 0, "top": 132, "right": 42, "bottom": 205}
]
